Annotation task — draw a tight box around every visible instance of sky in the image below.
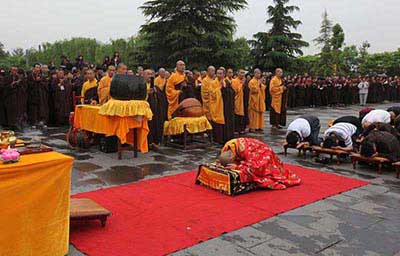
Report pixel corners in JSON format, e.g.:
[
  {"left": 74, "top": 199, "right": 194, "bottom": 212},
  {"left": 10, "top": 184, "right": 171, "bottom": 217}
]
[{"left": 1, "top": 0, "right": 399, "bottom": 55}]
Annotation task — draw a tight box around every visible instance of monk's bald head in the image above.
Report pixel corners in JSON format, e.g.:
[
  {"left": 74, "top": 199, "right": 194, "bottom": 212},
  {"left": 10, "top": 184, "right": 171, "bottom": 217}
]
[
  {"left": 218, "top": 150, "right": 234, "bottom": 166},
  {"left": 254, "top": 68, "right": 261, "bottom": 78},
  {"left": 207, "top": 66, "right": 215, "bottom": 77},
  {"left": 275, "top": 68, "right": 283, "bottom": 77},
  {"left": 176, "top": 60, "right": 185, "bottom": 72}
]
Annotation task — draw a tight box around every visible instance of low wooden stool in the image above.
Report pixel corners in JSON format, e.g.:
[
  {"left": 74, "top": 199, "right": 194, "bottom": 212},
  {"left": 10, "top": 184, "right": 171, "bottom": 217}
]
[
  {"left": 351, "top": 153, "right": 390, "bottom": 175},
  {"left": 283, "top": 143, "right": 312, "bottom": 158},
  {"left": 70, "top": 198, "right": 112, "bottom": 227},
  {"left": 312, "top": 146, "right": 350, "bottom": 164},
  {"left": 165, "top": 125, "right": 212, "bottom": 150},
  {"left": 392, "top": 162, "right": 400, "bottom": 179}
]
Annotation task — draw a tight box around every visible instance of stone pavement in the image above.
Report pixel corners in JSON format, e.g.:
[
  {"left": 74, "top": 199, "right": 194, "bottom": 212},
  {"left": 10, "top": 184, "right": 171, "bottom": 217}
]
[{"left": 18, "top": 103, "right": 400, "bottom": 255}]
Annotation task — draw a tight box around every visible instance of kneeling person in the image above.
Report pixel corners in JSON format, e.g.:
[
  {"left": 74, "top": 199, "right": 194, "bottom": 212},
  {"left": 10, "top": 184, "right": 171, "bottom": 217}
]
[
  {"left": 218, "top": 138, "right": 301, "bottom": 190},
  {"left": 286, "top": 115, "right": 320, "bottom": 147},
  {"left": 360, "top": 130, "right": 400, "bottom": 162},
  {"left": 323, "top": 122, "right": 357, "bottom": 151}
]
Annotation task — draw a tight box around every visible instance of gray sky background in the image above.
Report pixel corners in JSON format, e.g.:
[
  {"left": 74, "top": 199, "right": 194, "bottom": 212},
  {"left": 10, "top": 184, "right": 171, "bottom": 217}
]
[{"left": 1, "top": 0, "right": 399, "bottom": 55}]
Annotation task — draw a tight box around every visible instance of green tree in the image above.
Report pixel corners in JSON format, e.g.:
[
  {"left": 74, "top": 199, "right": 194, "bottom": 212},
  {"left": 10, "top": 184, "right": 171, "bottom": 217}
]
[
  {"left": 139, "top": 0, "right": 247, "bottom": 69},
  {"left": 250, "top": 0, "right": 309, "bottom": 71},
  {"left": 330, "top": 23, "right": 345, "bottom": 74},
  {"left": 0, "top": 42, "right": 8, "bottom": 59},
  {"left": 314, "top": 10, "right": 333, "bottom": 75}
]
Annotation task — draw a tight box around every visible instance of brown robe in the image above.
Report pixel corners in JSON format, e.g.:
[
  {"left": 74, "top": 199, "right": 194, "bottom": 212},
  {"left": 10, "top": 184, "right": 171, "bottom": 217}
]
[
  {"left": 3, "top": 74, "right": 18, "bottom": 128},
  {"left": 51, "top": 78, "right": 73, "bottom": 126},
  {"left": 27, "top": 72, "right": 49, "bottom": 124}
]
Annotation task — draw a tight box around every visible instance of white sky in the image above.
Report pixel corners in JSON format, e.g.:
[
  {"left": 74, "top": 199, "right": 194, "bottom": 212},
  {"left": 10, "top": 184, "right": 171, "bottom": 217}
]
[{"left": 1, "top": 0, "right": 399, "bottom": 55}]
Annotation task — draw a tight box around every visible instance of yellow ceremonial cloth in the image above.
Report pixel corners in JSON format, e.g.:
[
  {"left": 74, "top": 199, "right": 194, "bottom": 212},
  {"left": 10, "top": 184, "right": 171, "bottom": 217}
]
[
  {"left": 98, "top": 75, "right": 112, "bottom": 105},
  {"left": 209, "top": 79, "right": 225, "bottom": 124},
  {"left": 81, "top": 79, "right": 98, "bottom": 104},
  {"left": 74, "top": 105, "right": 150, "bottom": 152},
  {"left": 0, "top": 152, "right": 73, "bottom": 256},
  {"left": 163, "top": 116, "right": 212, "bottom": 136},
  {"left": 166, "top": 72, "right": 186, "bottom": 120},
  {"left": 154, "top": 76, "right": 166, "bottom": 91},
  {"left": 231, "top": 77, "right": 245, "bottom": 116},
  {"left": 201, "top": 75, "right": 214, "bottom": 120},
  {"left": 98, "top": 99, "right": 153, "bottom": 120},
  {"left": 269, "top": 76, "right": 284, "bottom": 114}
]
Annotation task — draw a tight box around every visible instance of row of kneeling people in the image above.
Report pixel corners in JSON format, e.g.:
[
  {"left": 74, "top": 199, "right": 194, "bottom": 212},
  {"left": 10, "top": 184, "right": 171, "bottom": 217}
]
[{"left": 285, "top": 106, "right": 400, "bottom": 163}]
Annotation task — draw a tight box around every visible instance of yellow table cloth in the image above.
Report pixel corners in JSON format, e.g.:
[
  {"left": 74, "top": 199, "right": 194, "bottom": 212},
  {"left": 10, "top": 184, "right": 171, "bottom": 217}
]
[
  {"left": 163, "top": 116, "right": 212, "bottom": 136},
  {"left": 74, "top": 105, "right": 151, "bottom": 153},
  {"left": 0, "top": 152, "right": 73, "bottom": 256},
  {"left": 98, "top": 99, "right": 153, "bottom": 120}
]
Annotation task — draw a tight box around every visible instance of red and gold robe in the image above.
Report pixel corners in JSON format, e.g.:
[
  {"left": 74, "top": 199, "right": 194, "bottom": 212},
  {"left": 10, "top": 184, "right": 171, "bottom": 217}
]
[{"left": 222, "top": 138, "right": 301, "bottom": 189}]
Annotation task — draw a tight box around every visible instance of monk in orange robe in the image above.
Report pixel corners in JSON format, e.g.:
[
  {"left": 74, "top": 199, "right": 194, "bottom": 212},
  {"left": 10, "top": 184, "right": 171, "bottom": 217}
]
[
  {"left": 248, "top": 69, "right": 266, "bottom": 132},
  {"left": 97, "top": 65, "right": 115, "bottom": 105},
  {"left": 166, "top": 60, "right": 186, "bottom": 120},
  {"left": 209, "top": 68, "right": 225, "bottom": 144},
  {"left": 201, "top": 66, "right": 216, "bottom": 120},
  {"left": 231, "top": 69, "right": 246, "bottom": 133},
  {"left": 269, "top": 68, "right": 287, "bottom": 129},
  {"left": 154, "top": 68, "right": 167, "bottom": 91}
]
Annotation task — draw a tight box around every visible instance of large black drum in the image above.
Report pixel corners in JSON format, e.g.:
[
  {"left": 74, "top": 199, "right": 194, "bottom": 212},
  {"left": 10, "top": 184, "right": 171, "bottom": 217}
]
[{"left": 110, "top": 74, "right": 147, "bottom": 100}]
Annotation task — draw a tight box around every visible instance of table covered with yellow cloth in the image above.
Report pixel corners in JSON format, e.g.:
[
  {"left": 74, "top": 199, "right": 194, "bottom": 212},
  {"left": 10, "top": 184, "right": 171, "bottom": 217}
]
[
  {"left": 74, "top": 100, "right": 152, "bottom": 153},
  {"left": 0, "top": 152, "right": 73, "bottom": 256},
  {"left": 163, "top": 116, "right": 212, "bottom": 136}
]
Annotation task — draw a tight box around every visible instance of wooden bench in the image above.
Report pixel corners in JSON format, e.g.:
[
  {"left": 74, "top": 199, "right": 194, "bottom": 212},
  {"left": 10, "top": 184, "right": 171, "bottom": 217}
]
[
  {"left": 350, "top": 153, "right": 391, "bottom": 175},
  {"left": 70, "top": 198, "right": 112, "bottom": 227},
  {"left": 283, "top": 143, "right": 312, "bottom": 159},
  {"left": 392, "top": 162, "right": 400, "bottom": 179},
  {"left": 312, "top": 146, "right": 350, "bottom": 164}
]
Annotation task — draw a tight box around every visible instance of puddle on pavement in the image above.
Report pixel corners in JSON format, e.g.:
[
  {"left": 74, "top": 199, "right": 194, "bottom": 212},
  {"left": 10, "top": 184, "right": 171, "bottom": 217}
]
[
  {"left": 65, "top": 153, "right": 93, "bottom": 160},
  {"left": 74, "top": 162, "right": 102, "bottom": 172}
]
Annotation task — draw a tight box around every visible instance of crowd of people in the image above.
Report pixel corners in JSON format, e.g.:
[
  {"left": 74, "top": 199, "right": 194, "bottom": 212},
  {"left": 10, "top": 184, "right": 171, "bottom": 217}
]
[{"left": 1, "top": 53, "right": 400, "bottom": 150}]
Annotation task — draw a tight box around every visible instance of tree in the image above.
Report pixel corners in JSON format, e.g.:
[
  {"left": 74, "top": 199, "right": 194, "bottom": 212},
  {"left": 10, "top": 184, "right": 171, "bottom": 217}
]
[
  {"left": 250, "top": 0, "right": 308, "bottom": 71},
  {"left": 314, "top": 10, "right": 333, "bottom": 75},
  {"left": 139, "top": 0, "right": 247, "bottom": 69},
  {"left": 0, "top": 42, "right": 8, "bottom": 59},
  {"left": 330, "top": 23, "right": 345, "bottom": 74}
]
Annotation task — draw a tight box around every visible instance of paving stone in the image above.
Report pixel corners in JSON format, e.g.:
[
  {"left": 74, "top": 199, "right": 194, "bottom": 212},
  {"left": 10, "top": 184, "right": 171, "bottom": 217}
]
[
  {"left": 359, "top": 184, "right": 390, "bottom": 194},
  {"left": 221, "top": 226, "right": 273, "bottom": 249},
  {"left": 68, "top": 245, "right": 86, "bottom": 256},
  {"left": 180, "top": 237, "right": 254, "bottom": 256},
  {"left": 249, "top": 238, "right": 309, "bottom": 256},
  {"left": 253, "top": 217, "right": 342, "bottom": 254}
]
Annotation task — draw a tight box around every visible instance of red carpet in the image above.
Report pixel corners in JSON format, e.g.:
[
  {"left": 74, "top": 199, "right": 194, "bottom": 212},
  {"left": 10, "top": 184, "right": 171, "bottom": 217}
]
[{"left": 70, "top": 164, "right": 369, "bottom": 256}]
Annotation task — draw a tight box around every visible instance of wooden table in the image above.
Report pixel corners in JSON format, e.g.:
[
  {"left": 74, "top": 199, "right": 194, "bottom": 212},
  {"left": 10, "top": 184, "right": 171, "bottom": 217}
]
[
  {"left": 283, "top": 143, "right": 312, "bottom": 158},
  {"left": 313, "top": 146, "right": 350, "bottom": 164}
]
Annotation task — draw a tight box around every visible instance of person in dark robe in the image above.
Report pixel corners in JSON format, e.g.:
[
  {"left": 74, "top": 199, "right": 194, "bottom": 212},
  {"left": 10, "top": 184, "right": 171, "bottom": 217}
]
[
  {"left": 3, "top": 66, "right": 19, "bottom": 129},
  {"left": 287, "top": 77, "right": 296, "bottom": 108},
  {"left": 312, "top": 79, "right": 321, "bottom": 107},
  {"left": 264, "top": 73, "right": 271, "bottom": 111},
  {"left": 0, "top": 69, "right": 6, "bottom": 128},
  {"left": 16, "top": 68, "right": 28, "bottom": 129},
  {"left": 222, "top": 76, "right": 235, "bottom": 143},
  {"left": 27, "top": 63, "right": 49, "bottom": 126},
  {"left": 51, "top": 70, "right": 73, "bottom": 126},
  {"left": 146, "top": 70, "right": 166, "bottom": 146},
  {"left": 295, "top": 77, "right": 306, "bottom": 107},
  {"left": 305, "top": 76, "right": 313, "bottom": 107},
  {"left": 243, "top": 75, "right": 251, "bottom": 128}
]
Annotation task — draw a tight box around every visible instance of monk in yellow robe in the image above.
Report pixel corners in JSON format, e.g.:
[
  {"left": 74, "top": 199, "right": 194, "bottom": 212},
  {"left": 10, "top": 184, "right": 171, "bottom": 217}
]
[
  {"left": 154, "top": 68, "right": 167, "bottom": 91},
  {"left": 209, "top": 68, "right": 225, "bottom": 144},
  {"left": 166, "top": 60, "right": 186, "bottom": 120},
  {"left": 201, "top": 66, "right": 216, "bottom": 120},
  {"left": 248, "top": 69, "right": 266, "bottom": 132},
  {"left": 97, "top": 65, "right": 115, "bottom": 105},
  {"left": 231, "top": 69, "right": 246, "bottom": 133},
  {"left": 81, "top": 69, "right": 98, "bottom": 104},
  {"left": 269, "top": 68, "right": 287, "bottom": 129}
]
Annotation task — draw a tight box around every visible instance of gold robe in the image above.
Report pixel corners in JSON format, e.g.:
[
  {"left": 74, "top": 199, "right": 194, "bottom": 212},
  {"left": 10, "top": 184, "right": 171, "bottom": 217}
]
[
  {"left": 81, "top": 79, "right": 98, "bottom": 104},
  {"left": 231, "top": 77, "right": 245, "bottom": 116},
  {"left": 201, "top": 75, "right": 214, "bottom": 119},
  {"left": 269, "top": 76, "right": 284, "bottom": 114},
  {"left": 166, "top": 71, "right": 186, "bottom": 120},
  {"left": 154, "top": 76, "right": 166, "bottom": 91},
  {"left": 97, "top": 75, "right": 112, "bottom": 105},
  {"left": 248, "top": 77, "right": 266, "bottom": 129},
  {"left": 209, "top": 79, "right": 225, "bottom": 125}
]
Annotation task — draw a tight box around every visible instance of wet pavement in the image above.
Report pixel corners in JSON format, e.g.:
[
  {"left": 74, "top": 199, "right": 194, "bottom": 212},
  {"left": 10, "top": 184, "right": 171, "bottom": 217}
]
[{"left": 17, "top": 102, "right": 400, "bottom": 255}]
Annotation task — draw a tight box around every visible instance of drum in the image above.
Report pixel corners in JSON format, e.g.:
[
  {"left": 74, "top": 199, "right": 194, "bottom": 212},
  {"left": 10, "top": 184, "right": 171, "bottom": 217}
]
[
  {"left": 172, "top": 98, "right": 203, "bottom": 118},
  {"left": 110, "top": 74, "right": 147, "bottom": 100}
]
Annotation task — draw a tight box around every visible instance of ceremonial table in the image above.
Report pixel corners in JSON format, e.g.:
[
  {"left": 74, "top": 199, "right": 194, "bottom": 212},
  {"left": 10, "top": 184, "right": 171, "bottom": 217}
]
[
  {"left": 0, "top": 152, "right": 73, "bottom": 256},
  {"left": 73, "top": 100, "right": 153, "bottom": 158}
]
